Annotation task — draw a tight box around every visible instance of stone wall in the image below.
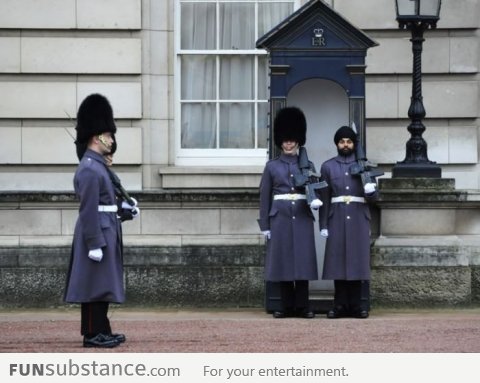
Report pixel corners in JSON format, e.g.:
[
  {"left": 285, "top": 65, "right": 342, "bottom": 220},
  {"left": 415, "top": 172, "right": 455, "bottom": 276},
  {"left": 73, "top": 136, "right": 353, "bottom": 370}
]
[
  {"left": 2, "top": 185, "right": 480, "bottom": 309},
  {"left": 370, "top": 178, "right": 480, "bottom": 307},
  {"left": 0, "top": 190, "right": 266, "bottom": 309},
  {"left": 0, "top": 244, "right": 265, "bottom": 309}
]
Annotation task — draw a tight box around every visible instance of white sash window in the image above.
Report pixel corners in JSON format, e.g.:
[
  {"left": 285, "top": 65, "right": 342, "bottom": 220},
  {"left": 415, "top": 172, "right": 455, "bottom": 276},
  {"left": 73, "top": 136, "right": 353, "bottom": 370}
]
[{"left": 176, "top": 0, "right": 297, "bottom": 166}]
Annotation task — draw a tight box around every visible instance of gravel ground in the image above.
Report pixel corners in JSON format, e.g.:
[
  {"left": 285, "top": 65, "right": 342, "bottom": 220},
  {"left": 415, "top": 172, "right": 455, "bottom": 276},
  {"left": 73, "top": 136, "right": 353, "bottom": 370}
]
[{"left": 1, "top": 308, "right": 480, "bottom": 353}]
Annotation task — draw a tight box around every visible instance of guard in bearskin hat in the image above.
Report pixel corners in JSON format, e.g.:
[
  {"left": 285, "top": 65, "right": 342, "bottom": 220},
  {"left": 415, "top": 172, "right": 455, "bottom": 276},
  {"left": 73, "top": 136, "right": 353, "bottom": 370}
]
[
  {"left": 258, "top": 106, "right": 322, "bottom": 319},
  {"left": 64, "top": 94, "right": 128, "bottom": 348},
  {"left": 318, "top": 125, "right": 378, "bottom": 319}
]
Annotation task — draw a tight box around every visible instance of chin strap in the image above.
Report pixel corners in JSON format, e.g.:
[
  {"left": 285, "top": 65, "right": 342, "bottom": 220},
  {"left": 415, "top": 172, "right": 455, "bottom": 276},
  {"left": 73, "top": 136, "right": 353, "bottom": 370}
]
[{"left": 97, "top": 134, "right": 112, "bottom": 151}]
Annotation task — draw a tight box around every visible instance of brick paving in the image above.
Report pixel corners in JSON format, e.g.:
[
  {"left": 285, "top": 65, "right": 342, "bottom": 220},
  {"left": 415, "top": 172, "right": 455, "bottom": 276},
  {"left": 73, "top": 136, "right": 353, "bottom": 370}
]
[{"left": 1, "top": 308, "right": 480, "bottom": 353}]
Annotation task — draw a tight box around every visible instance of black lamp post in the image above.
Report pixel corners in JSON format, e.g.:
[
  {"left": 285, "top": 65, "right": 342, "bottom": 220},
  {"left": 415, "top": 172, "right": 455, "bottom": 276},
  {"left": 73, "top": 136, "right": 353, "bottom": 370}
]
[{"left": 392, "top": 0, "right": 442, "bottom": 178}]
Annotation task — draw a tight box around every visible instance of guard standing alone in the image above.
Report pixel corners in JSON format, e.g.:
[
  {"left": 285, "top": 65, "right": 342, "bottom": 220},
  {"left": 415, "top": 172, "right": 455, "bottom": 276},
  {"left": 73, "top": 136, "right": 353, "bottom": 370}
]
[{"left": 64, "top": 93, "right": 126, "bottom": 348}]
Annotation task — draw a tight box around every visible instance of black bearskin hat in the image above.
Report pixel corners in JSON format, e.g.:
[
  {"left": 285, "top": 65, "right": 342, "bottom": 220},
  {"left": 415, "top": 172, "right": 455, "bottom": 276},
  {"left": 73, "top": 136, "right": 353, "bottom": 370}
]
[
  {"left": 273, "top": 107, "right": 307, "bottom": 148},
  {"left": 334, "top": 126, "right": 357, "bottom": 145},
  {"left": 109, "top": 134, "right": 117, "bottom": 155},
  {"left": 75, "top": 93, "right": 116, "bottom": 145},
  {"left": 75, "top": 142, "right": 88, "bottom": 161}
]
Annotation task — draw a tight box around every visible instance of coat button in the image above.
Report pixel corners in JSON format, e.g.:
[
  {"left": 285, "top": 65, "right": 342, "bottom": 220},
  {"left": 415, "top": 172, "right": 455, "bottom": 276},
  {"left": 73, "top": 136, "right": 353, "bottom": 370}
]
[
  {"left": 347, "top": 216, "right": 351, "bottom": 219},
  {"left": 346, "top": 186, "right": 350, "bottom": 190}
]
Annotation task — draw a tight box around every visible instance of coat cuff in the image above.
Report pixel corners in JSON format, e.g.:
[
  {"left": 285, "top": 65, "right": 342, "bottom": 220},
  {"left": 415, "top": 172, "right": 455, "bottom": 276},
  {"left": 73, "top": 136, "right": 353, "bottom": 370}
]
[
  {"left": 86, "top": 235, "right": 106, "bottom": 250},
  {"left": 257, "top": 218, "right": 270, "bottom": 232}
]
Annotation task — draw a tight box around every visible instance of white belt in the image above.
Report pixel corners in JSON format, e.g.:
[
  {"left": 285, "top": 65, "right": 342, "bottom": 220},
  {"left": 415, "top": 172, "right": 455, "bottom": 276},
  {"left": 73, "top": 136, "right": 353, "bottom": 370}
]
[
  {"left": 98, "top": 205, "right": 118, "bottom": 212},
  {"left": 331, "top": 196, "right": 365, "bottom": 204},
  {"left": 273, "top": 194, "right": 306, "bottom": 201}
]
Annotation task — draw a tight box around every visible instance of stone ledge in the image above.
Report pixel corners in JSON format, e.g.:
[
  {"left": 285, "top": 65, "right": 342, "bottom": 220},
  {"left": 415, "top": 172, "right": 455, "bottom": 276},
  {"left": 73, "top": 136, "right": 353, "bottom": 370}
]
[
  {"left": 380, "top": 178, "right": 456, "bottom": 191},
  {"left": 0, "top": 245, "right": 266, "bottom": 268},
  {"left": 377, "top": 177, "right": 470, "bottom": 205},
  {"left": 0, "top": 190, "right": 260, "bottom": 204},
  {"left": 159, "top": 166, "right": 264, "bottom": 174},
  {"left": 159, "top": 166, "right": 263, "bottom": 189},
  {"left": 0, "top": 235, "right": 265, "bottom": 248},
  {"left": 372, "top": 235, "right": 480, "bottom": 266}
]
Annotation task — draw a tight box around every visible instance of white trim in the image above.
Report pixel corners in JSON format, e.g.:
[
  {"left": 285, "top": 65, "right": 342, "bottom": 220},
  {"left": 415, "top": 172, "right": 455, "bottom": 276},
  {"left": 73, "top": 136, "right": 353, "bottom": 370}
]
[{"left": 175, "top": 148, "right": 268, "bottom": 166}]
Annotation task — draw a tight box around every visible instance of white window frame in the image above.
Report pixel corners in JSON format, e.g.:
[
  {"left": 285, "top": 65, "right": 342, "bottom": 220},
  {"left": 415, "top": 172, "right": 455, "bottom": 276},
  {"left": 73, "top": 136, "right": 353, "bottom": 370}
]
[{"left": 174, "top": 0, "right": 300, "bottom": 166}]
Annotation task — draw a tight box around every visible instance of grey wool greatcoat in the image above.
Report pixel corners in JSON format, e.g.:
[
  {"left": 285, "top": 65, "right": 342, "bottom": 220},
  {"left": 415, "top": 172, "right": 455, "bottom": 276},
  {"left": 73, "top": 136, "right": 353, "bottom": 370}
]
[
  {"left": 319, "top": 153, "right": 378, "bottom": 281},
  {"left": 258, "top": 153, "right": 318, "bottom": 281},
  {"left": 64, "top": 149, "right": 125, "bottom": 303}
]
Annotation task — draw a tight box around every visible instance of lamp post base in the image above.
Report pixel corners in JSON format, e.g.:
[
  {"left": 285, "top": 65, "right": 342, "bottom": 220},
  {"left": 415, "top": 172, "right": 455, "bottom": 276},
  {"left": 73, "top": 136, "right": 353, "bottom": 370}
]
[{"left": 392, "top": 163, "right": 441, "bottom": 178}]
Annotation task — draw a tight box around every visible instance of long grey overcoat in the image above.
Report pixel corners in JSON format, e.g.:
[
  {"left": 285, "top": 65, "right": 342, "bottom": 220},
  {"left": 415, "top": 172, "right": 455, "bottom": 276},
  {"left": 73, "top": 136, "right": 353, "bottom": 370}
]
[
  {"left": 319, "top": 153, "right": 378, "bottom": 281},
  {"left": 258, "top": 153, "right": 318, "bottom": 281},
  {"left": 64, "top": 149, "right": 125, "bottom": 303}
]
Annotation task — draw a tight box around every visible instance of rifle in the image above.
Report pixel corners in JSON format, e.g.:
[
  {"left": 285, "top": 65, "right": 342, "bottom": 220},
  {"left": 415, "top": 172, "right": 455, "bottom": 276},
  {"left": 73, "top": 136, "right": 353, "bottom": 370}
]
[
  {"left": 105, "top": 166, "right": 136, "bottom": 207},
  {"left": 349, "top": 123, "right": 384, "bottom": 186},
  {"left": 293, "top": 146, "right": 328, "bottom": 204}
]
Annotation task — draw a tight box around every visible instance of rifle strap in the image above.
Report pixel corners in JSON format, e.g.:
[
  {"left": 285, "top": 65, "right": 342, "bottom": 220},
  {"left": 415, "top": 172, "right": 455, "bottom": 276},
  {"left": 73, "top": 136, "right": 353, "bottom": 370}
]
[{"left": 103, "top": 164, "right": 134, "bottom": 206}]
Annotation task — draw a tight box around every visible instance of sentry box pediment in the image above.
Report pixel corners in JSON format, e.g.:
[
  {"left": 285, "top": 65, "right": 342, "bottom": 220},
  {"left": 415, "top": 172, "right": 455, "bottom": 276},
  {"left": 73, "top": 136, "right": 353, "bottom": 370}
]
[
  {"left": 257, "top": 0, "right": 378, "bottom": 154},
  {"left": 257, "top": 0, "right": 378, "bottom": 55}
]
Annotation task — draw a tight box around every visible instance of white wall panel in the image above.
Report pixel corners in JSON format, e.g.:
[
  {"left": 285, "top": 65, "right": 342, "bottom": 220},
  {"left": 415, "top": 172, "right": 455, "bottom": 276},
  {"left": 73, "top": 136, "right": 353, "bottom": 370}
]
[
  {"left": 0, "top": 0, "right": 75, "bottom": 29},
  {"left": 0, "top": 82, "right": 76, "bottom": 118},
  {"left": 77, "top": 0, "right": 141, "bottom": 29},
  {"left": 0, "top": 171, "right": 141, "bottom": 191},
  {"left": 0, "top": 38, "right": 20, "bottom": 72},
  {"left": 0, "top": 0, "right": 141, "bottom": 30},
  {"left": 21, "top": 38, "right": 141, "bottom": 74},
  {"left": 399, "top": 81, "right": 478, "bottom": 118},
  {"left": 0, "top": 127, "right": 21, "bottom": 163}
]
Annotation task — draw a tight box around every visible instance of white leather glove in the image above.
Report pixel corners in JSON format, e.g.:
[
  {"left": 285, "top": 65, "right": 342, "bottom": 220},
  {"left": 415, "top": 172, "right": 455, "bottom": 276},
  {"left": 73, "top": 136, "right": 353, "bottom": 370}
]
[
  {"left": 121, "top": 201, "right": 132, "bottom": 209},
  {"left": 310, "top": 198, "right": 323, "bottom": 210},
  {"left": 320, "top": 229, "right": 329, "bottom": 238},
  {"left": 262, "top": 230, "right": 271, "bottom": 240},
  {"left": 121, "top": 201, "right": 140, "bottom": 219},
  {"left": 131, "top": 206, "right": 140, "bottom": 219},
  {"left": 364, "top": 182, "right": 376, "bottom": 194},
  {"left": 88, "top": 248, "right": 103, "bottom": 262},
  {"left": 121, "top": 198, "right": 138, "bottom": 209}
]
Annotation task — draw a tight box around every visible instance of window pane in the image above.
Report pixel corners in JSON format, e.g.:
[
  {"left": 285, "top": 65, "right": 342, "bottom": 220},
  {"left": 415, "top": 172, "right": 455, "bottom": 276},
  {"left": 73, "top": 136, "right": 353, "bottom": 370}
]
[
  {"left": 220, "top": 56, "right": 254, "bottom": 100},
  {"left": 220, "top": 103, "right": 254, "bottom": 148},
  {"left": 420, "top": 1, "right": 440, "bottom": 17},
  {"left": 181, "top": 3, "right": 216, "bottom": 50},
  {"left": 181, "top": 103, "right": 217, "bottom": 148},
  {"left": 258, "top": 2, "right": 293, "bottom": 37},
  {"left": 257, "top": 102, "right": 269, "bottom": 148},
  {"left": 396, "top": 0, "right": 416, "bottom": 16},
  {"left": 220, "top": 3, "right": 255, "bottom": 49},
  {"left": 181, "top": 55, "right": 216, "bottom": 100},
  {"left": 258, "top": 56, "right": 269, "bottom": 100}
]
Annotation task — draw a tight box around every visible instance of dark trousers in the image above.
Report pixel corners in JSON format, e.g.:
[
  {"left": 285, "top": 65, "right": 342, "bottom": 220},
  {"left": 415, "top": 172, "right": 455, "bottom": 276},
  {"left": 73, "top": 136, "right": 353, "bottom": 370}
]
[
  {"left": 81, "top": 302, "right": 111, "bottom": 336},
  {"left": 279, "top": 280, "right": 309, "bottom": 312},
  {"left": 333, "top": 280, "right": 370, "bottom": 313}
]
